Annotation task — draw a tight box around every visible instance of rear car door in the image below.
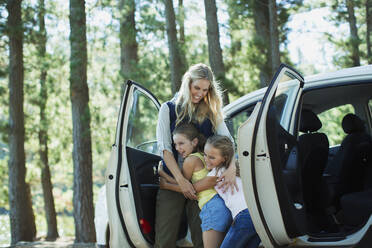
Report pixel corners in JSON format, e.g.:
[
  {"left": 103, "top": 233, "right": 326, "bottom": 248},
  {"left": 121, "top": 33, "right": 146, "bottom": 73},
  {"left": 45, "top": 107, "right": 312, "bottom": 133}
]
[
  {"left": 238, "top": 64, "right": 306, "bottom": 248},
  {"left": 106, "top": 80, "right": 160, "bottom": 248}
]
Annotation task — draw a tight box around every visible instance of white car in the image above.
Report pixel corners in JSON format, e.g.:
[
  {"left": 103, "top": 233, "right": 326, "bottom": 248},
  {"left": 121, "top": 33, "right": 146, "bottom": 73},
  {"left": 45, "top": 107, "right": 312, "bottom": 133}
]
[{"left": 95, "top": 64, "right": 372, "bottom": 247}]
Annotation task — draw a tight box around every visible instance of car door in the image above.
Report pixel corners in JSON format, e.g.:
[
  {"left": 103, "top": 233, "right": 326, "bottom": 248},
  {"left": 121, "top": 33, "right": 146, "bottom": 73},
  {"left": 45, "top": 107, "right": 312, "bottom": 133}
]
[
  {"left": 238, "top": 64, "right": 306, "bottom": 248},
  {"left": 106, "top": 80, "right": 160, "bottom": 248}
]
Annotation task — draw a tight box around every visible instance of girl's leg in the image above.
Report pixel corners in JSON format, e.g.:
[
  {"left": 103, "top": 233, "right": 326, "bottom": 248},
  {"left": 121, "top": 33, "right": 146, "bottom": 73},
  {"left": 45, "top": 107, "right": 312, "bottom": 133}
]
[
  {"left": 155, "top": 189, "right": 186, "bottom": 248},
  {"left": 202, "top": 230, "right": 225, "bottom": 248},
  {"left": 220, "top": 209, "right": 261, "bottom": 248}
]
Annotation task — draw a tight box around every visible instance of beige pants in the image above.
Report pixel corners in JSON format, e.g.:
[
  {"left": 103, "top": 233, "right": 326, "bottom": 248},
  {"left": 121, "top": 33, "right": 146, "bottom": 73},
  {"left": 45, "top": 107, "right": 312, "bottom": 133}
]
[{"left": 154, "top": 189, "right": 203, "bottom": 248}]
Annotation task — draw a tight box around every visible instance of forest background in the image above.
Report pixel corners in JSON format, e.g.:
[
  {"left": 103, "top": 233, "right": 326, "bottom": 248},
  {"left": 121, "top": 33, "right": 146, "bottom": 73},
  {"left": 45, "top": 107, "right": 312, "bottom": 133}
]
[{"left": 0, "top": 0, "right": 371, "bottom": 246}]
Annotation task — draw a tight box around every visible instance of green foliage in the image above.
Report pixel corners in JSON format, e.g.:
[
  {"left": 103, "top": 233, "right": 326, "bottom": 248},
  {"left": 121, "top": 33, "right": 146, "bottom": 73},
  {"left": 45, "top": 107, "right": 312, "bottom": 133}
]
[
  {"left": 324, "top": 0, "right": 369, "bottom": 67},
  {"left": 318, "top": 104, "right": 355, "bottom": 146},
  {"left": 0, "top": 0, "right": 370, "bottom": 243}
]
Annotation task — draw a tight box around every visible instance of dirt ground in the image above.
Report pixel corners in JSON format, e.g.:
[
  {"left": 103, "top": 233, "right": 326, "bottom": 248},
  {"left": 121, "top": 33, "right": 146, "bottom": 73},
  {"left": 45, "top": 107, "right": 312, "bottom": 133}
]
[{"left": 6, "top": 237, "right": 96, "bottom": 248}]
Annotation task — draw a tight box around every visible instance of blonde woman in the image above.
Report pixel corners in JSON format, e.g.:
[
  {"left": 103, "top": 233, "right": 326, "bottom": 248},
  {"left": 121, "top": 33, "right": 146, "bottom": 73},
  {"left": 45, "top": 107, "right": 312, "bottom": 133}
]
[{"left": 155, "top": 63, "right": 237, "bottom": 248}]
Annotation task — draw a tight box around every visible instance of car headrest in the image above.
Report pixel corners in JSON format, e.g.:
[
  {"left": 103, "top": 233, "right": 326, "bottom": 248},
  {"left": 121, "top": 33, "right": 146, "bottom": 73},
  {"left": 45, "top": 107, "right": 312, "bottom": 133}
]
[
  {"left": 342, "top": 114, "right": 365, "bottom": 134},
  {"left": 300, "top": 109, "right": 322, "bottom": 133}
]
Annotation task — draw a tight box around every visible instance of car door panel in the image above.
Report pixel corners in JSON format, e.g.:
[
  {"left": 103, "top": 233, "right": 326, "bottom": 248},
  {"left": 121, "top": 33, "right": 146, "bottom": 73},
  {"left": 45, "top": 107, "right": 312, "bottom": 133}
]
[
  {"left": 107, "top": 80, "right": 160, "bottom": 248},
  {"left": 238, "top": 64, "right": 306, "bottom": 247},
  {"left": 125, "top": 146, "right": 160, "bottom": 243}
]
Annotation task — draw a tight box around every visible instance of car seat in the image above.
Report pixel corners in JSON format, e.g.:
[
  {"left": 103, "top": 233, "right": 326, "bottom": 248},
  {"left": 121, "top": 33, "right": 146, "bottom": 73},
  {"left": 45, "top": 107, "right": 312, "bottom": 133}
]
[
  {"left": 298, "top": 109, "right": 329, "bottom": 213},
  {"left": 325, "top": 114, "right": 372, "bottom": 208}
]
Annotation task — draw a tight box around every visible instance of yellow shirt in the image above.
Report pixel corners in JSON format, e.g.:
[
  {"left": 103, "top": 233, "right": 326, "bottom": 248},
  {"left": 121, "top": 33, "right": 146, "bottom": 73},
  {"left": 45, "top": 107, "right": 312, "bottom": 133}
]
[{"left": 189, "top": 152, "right": 217, "bottom": 209}]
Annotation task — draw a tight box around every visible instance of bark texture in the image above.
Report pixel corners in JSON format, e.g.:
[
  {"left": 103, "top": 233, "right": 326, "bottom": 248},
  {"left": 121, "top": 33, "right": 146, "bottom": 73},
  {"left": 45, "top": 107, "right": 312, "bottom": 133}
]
[
  {"left": 178, "top": 0, "right": 185, "bottom": 44},
  {"left": 252, "top": 0, "right": 271, "bottom": 87},
  {"left": 164, "top": 0, "right": 187, "bottom": 94},
  {"left": 346, "top": 0, "right": 361, "bottom": 66},
  {"left": 366, "top": 0, "right": 372, "bottom": 64},
  {"left": 119, "top": 0, "right": 138, "bottom": 81},
  {"left": 268, "top": 0, "right": 280, "bottom": 74},
  {"left": 7, "top": 0, "right": 37, "bottom": 244},
  {"left": 69, "top": 0, "right": 96, "bottom": 242},
  {"left": 204, "top": 0, "right": 229, "bottom": 104},
  {"left": 37, "top": 0, "right": 59, "bottom": 240}
]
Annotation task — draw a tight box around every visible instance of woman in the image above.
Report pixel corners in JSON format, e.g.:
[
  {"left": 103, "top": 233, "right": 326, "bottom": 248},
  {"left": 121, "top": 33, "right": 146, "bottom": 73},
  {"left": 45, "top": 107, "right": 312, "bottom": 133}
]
[{"left": 155, "top": 63, "right": 236, "bottom": 248}]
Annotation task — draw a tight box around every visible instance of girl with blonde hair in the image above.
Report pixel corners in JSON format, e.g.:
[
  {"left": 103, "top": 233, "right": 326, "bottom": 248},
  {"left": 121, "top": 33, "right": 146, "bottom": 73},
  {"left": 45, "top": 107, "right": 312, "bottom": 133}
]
[{"left": 155, "top": 63, "right": 237, "bottom": 248}]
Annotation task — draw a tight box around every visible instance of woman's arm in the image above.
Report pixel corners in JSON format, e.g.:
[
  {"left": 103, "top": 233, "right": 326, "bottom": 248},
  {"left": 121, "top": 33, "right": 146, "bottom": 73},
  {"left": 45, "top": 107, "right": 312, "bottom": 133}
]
[
  {"left": 163, "top": 151, "right": 197, "bottom": 199},
  {"left": 216, "top": 121, "right": 238, "bottom": 193},
  {"left": 157, "top": 103, "right": 197, "bottom": 199},
  {"left": 218, "top": 158, "right": 238, "bottom": 193},
  {"left": 158, "top": 161, "right": 177, "bottom": 184}
]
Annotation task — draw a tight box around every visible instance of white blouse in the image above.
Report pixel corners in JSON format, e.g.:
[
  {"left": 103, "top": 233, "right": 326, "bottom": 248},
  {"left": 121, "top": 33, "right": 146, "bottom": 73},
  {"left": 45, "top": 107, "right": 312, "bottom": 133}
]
[{"left": 156, "top": 102, "right": 233, "bottom": 160}]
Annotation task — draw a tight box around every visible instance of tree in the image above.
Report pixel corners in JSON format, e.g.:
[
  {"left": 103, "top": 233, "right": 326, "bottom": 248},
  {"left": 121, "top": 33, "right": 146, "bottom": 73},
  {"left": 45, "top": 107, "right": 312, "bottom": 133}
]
[
  {"left": 69, "top": 0, "right": 96, "bottom": 242},
  {"left": 346, "top": 0, "right": 361, "bottom": 66},
  {"left": 36, "top": 0, "right": 59, "bottom": 240},
  {"left": 164, "top": 0, "right": 187, "bottom": 94},
  {"left": 366, "top": 0, "right": 372, "bottom": 64},
  {"left": 119, "top": 0, "right": 138, "bottom": 81},
  {"left": 178, "top": 0, "right": 185, "bottom": 44},
  {"left": 251, "top": 0, "right": 271, "bottom": 87},
  {"left": 204, "top": 0, "right": 229, "bottom": 104},
  {"left": 6, "top": 0, "right": 37, "bottom": 244},
  {"left": 269, "top": 0, "right": 280, "bottom": 75}
]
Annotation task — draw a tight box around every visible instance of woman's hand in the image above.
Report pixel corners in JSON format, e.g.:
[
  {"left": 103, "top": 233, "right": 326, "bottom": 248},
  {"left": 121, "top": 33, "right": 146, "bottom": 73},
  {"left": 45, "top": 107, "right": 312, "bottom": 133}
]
[
  {"left": 218, "top": 160, "right": 238, "bottom": 194},
  {"left": 177, "top": 176, "right": 197, "bottom": 200}
]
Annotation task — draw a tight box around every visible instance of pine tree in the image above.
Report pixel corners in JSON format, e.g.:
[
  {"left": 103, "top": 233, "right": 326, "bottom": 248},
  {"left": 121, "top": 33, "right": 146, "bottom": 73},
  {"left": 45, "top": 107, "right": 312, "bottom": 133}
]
[
  {"left": 69, "top": 0, "right": 96, "bottom": 242},
  {"left": 7, "top": 0, "right": 37, "bottom": 243}
]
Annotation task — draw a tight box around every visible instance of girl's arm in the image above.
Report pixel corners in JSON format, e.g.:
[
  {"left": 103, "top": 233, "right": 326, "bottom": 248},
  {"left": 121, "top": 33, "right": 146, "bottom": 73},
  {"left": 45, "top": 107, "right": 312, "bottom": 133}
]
[
  {"left": 159, "top": 156, "right": 197, "bottom": 193},
  {"left": 193, "top": 176, "right": 218, "bottom": 192},
  {"left": 157, "top": 103, "right": 197, "bottom": 199},
  {"left": 159, "top": 156, "right": 208, "bottom": 192},
  {"left": 163, "top": 151, "right": 197, "bottom": 199},
  {"left": 159, "top": 175, "right": 218, "bottom": 193}
]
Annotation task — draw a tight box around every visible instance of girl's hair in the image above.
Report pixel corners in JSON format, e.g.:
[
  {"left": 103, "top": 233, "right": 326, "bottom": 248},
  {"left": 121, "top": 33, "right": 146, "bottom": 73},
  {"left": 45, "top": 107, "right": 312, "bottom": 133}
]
[
  {"left": 173, "top": 123, "right": 206, "bottom": 153},
  {"left": 175, "top": 63, "right": 223, "bottom": 131},
  {"left": 206, "top": 135, "right": 234, "bottom": 169}
]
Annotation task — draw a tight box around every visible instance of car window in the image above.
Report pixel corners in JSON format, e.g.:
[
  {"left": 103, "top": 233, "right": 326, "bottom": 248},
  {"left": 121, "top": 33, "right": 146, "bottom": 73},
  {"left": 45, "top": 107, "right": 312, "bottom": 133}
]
[
  {"left": 273, "top": 80, "right": 299, "bottom": 131},
  {"left": 226, "top": 106, "right": 255, "bottom": 142},
  {"left": 318, "top": 104, "right": 355, "bottom": 146},
  {"left": 125, "top": 88, "right": 158, "bottom": 154}
]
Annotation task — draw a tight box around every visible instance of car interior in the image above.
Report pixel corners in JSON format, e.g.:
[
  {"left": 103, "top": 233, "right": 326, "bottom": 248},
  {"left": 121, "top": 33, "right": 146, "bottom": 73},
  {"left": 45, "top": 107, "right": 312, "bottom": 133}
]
[
  {"left": 123, "top": 81, "right": 372, "bottom": 245},
  {"left": 298, "top": 82, "right": 372, "bottom": 240}
]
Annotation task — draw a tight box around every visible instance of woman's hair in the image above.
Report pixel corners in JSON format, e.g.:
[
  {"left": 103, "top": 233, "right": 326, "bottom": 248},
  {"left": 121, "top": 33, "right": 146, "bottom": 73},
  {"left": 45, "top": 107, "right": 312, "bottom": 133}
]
[
  {"left": 206, "top": 135, "right": 234, "bottom": 169},
  {"left": 173, "top": 123, "right": 206, "bottom": 153},
  {"left": 175, "top": 63, "right": 223, "bottom": 131}
]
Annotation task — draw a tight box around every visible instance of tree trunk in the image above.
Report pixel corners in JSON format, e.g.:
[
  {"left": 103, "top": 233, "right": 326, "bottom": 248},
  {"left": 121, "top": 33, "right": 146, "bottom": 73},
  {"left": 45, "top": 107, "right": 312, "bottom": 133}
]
[
  {"left": 204, "top": 0, "right": 229, "bottom": 105},
  {"left": 252, "top": 0, "right": 271, "bottom": 87},
  {"left": 346, "top": 0, "right": 361, "bottom": 66},
  {"left": 69, "top": 0, "right": 96, "bottom": 242},
  {"left": 178, "top": 0, "right": 185, "bottom": 44},
  {"left": 37, "top": 0, "right": 59, "bottom": 240},
  {"left": 367, "top": 0, "right": 372, "bottom": 64},
  {"left": 119, "top": 0, "right": 138, "bottom": 81},
  {"left": 6, "top": 0, "right": 37, "bottom": 244},
  {"left": 164, "top": 0, "right": 187, "bottom": 94},
  {"left": 268, "top": 0, "right": 280, "bottom": 75}
]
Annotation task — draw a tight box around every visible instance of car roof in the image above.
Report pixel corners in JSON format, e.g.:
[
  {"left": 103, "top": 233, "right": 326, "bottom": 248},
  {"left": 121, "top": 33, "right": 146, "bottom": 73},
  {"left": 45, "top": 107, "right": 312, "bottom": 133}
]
[{"left": 223, "top": 65, "right": 372, "bottom": 116}]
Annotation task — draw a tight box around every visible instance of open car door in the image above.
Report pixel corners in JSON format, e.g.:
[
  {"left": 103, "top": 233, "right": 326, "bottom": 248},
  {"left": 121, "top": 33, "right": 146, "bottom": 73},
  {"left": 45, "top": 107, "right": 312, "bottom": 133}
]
[
  {"left": 106, "top": 80, "right": 161, "bottom": 248},
  {"left": 238, "top": 64, "right": 306, "bottom": 248}
]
